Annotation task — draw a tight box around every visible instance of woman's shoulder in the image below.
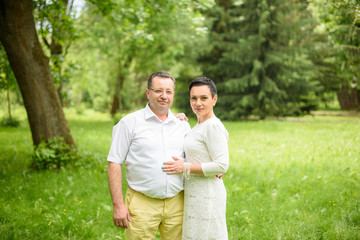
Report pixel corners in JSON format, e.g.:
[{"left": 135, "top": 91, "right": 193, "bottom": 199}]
[
  {"left": 206, "top": 117, "right": 224, "bottom": 127},
  {"left": 204, "top": 117, "right": 228, "bottom": 136}
]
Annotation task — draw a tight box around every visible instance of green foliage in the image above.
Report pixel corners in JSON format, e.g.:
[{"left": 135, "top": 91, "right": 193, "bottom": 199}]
[
  {"left": 34, "top": 0, "right": 78, "bottom": 45},
  {"left": 31, "top": 137, "right": 78, "bottom": 171},
  {"left": 199, "top": 0, "right": 322, "bottom": 119},
  {"left": 308, "top": 0, "right": 360, "bottom": 110},
  {"left": 0, "top": 44, "right": 21, "bottom": 123},
  {"left": 0, "top": 117, "right": 20, "bottom": 127},
  {"left": 34, "top": 0, "right": 80, "bottom": 105},
  {"left": 0, "top": 44, "right": 17, "bottom": 91},
  {"left": 66, "top": 0, "right": 209, "bottom": 113}
]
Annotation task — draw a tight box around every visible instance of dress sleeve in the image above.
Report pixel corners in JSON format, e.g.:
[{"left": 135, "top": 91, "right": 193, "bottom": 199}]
[
  {"left": 201, "top": 121, "right": 229, "bottom": 176},
  {"left": 107, "top": 118, "right": 133, "bottom": 164}
]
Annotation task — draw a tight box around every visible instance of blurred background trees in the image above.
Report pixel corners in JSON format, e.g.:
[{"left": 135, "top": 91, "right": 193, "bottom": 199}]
[
  {"left": 0, "top": 0, "right": 75, "bottom": 147},
  {"left": 0, "top": 0, "right": 359, "bottom": 139},
  {"left": 309, "top": 0, "right": 360, "bottom": 111},
  {"left": 0, "top": 45, "right": 20, "bottom": 127},
  {"left": 68, "top": 0, "right": 208, "bottom": 116},
  {"left": 194, "top": 0, "right": 321, "bottom": 119}
]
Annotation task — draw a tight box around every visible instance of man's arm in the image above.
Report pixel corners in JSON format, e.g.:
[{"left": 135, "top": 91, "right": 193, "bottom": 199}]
[{"left": 107, "top": 162, "right": 132, "bottom": 228}]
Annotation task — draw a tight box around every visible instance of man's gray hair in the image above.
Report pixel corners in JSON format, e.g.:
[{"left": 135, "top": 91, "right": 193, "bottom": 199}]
[{"left": 147, "top": 72, "right": 175, "bottom": 89}]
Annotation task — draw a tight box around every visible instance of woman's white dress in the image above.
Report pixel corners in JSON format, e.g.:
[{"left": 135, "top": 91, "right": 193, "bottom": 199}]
[{"left": 182, "top": 117, "right": 229, "bottom": 240}]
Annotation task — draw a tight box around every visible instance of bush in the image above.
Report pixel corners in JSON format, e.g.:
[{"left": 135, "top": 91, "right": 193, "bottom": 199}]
[
  {"left": 0, "top": 117, "right": 20, "bottom": 127},
  {"left": 31, "top": 137, "right": 78, "bottom": 170}
]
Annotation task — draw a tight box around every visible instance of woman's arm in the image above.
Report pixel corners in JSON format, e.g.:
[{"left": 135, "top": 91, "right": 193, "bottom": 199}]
[
  {"left": 162, "top": 156, "right": 203, "bottom": 175},
  {"left": 200, "top": 121, "right": 229, "bottom": 176}
]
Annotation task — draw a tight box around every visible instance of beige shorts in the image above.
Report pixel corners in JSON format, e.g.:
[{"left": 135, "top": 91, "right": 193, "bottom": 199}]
[{"left": 125, "top": 187, "right": 184, "bottom": 240}]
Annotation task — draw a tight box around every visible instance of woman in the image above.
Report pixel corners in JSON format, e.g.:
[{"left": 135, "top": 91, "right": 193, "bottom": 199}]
[{"left": 163, "top": 77, "right": 229, "bottom": 240}]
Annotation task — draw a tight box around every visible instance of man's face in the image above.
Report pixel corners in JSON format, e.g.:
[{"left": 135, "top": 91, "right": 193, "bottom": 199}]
[{"left": 146, "top": 77, "right": 175, "bottom": 115}]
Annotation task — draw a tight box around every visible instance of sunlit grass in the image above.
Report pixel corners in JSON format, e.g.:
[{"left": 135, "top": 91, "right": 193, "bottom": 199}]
[
  {"left": 0, "top": 108, "right": 359, "bottom": 239},
  {"left": 224, "top": 119, "right": 360, "bottom": 239}
]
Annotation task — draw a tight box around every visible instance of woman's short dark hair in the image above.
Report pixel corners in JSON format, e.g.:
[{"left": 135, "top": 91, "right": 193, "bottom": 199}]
[
  {"left": 147, "top": 72, "right": 175, "bottom": 89},
  {"left": 189, "top": 77, "right": 217, "bottom": 98}
]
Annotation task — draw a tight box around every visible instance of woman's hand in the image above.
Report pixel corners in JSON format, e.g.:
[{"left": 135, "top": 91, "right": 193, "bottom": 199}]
[
  {"left": 175, "top": 113, "right": 188, "bottom": 121},
  {"left": 162, "top": 156, "right": 184, "bottom": 174}
]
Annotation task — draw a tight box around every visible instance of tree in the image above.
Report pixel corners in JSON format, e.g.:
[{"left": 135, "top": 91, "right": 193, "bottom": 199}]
[
  {"left": 200, "top": 0, "right": 320, "bottom": 119},
  {"left": 0, "top": 45, "right": 19, "bottom": 126},
  {"left": 0, "top": 0, "right": 75, "bottom": 146},
  {"left": 34, "top": 0, "right": 79, "bottom": 106},
  {"left": 68, "top": 0, "right": 208, "bottom": 115},
  {"left": 309, "top": 0, "right": 360, "bottom": 110}
]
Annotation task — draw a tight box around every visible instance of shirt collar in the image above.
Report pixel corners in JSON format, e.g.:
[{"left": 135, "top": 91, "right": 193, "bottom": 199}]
[{"left": 144, "top": 104, "right": 175, "bottom": 123}]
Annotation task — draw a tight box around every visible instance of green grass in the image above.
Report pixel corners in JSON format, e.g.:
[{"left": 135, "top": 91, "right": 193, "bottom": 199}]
[
  {"left": 1, "top": 108, "right": 360, "bottom": 239},
  {"left": 225, "top": 119, "right": 360, "bottom": 239}
]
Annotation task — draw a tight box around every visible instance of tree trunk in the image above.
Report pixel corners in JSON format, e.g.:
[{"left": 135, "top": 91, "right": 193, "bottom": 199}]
[
  {"left": 6, "top": 87, "right": 11, "bottom": 120},
  {"left": 216, "top": 0, "right": 232, "bottom": 9},
  {"left": 110, "top": 58, "right": 132, "bottom": 117},
  {"left": 110, "top": 75, "right": 125, "bottom": 117},
  {"left": 337, "top": 84, "right": 360, "bottom": 110},
  {"left": 0, "top": 0, "right": 75, "bottom": 146}
]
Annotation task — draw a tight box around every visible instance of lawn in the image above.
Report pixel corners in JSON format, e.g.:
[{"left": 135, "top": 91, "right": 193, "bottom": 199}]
[{"left": 0, "top": 108, "right": 359, "bottom": 239}]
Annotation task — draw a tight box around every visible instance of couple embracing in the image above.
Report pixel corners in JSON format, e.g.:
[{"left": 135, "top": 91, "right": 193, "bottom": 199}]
[{"left": 107, "top": 72, "right": 229, "bottom": 240}]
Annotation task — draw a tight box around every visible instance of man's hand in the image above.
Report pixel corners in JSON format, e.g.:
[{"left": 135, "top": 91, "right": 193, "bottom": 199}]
[
  {"left": 175, "top": 113, "right": 188, "bottom": 121},
  {"left": 216, "top": 174, "right": 225, "bottom": 179},
  {"left": 108, "top": 162, "right": 131, "bottom": 228},
  {"left": 113, "top": 204, "right": 132, "bottom": 229}
]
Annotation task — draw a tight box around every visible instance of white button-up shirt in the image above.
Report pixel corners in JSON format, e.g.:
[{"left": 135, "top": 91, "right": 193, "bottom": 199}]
[{"left": 107, "top": 104, "right": 191, "bottom": 199}]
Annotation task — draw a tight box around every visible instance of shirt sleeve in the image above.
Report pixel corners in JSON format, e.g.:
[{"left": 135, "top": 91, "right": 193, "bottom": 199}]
[
  {"left": 201, "top": 121, "right": 229, "bottom": 176},
  {"left": 107, "top": 118, "right": 133, "bottom": 164}
]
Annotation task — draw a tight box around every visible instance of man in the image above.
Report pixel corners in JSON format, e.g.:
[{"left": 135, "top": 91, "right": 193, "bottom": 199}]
[{"left": 107, "top": 72, "right": 191, "bottom": 240}]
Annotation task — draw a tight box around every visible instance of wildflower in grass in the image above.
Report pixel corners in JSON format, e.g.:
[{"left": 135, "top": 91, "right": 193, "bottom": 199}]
[
  {"left": 74, "top": 198, "right": 79, "bottom": 202},
  {"left": 64, "top": 209, "right": 66, "bottom": 212},
  {"left": 48, "top": 222, "right": 51, "bottom": 226},
  {"left": 272, "top": 190, "right": 277, "bottom": 198}
]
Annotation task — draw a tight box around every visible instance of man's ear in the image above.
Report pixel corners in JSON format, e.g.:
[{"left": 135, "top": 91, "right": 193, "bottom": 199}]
[{"left": 146, "top": 88, "right": 150, "bottom": 99}]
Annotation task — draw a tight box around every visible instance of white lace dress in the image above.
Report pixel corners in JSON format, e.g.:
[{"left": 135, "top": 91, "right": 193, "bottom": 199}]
[{"left": 182, "top": 117, "right": 229, "bottom": 240}]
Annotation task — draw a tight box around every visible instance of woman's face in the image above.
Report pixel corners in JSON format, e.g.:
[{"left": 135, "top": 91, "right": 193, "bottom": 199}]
[{"left": 190, "top": 85, "right": 217, "bottom": 121}]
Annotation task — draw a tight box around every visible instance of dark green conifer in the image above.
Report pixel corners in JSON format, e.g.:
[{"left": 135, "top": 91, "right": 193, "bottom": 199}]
[{"left": 200, "top": 0, "right": 320, "bottom": 119}]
